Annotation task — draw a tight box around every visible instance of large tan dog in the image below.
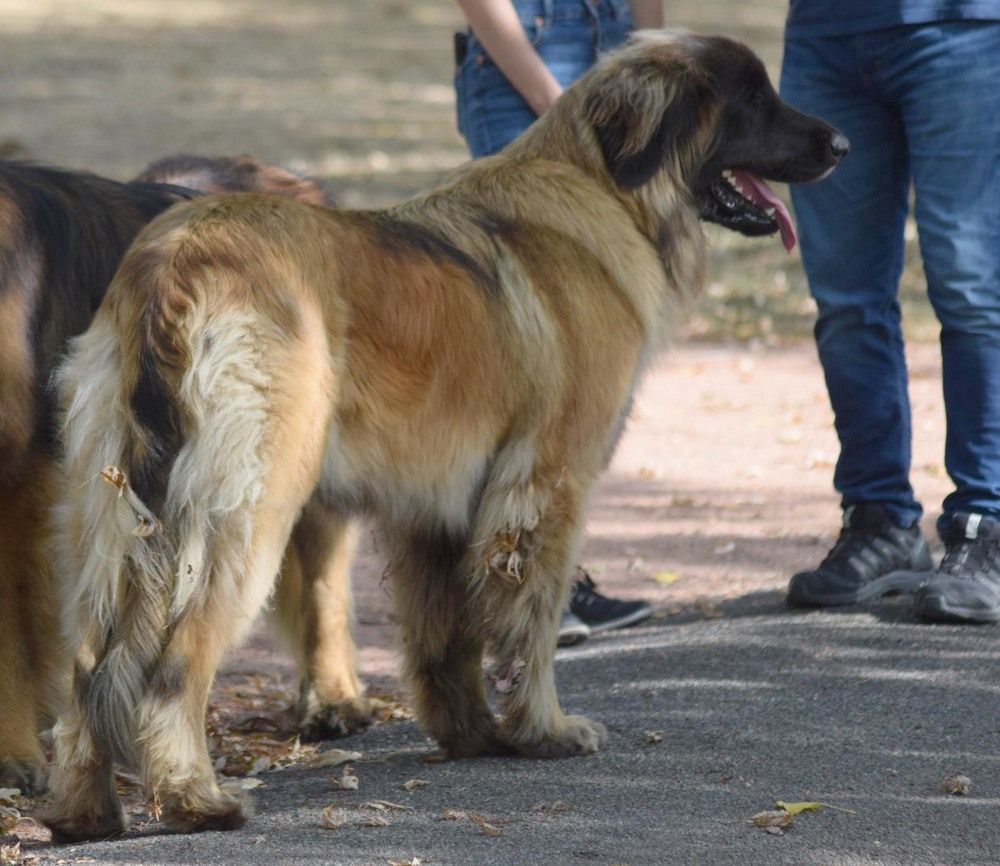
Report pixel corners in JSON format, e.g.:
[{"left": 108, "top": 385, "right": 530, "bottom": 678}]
[
  {"left": 0, "top": 156, "right": 372, "bottom": 796},
  {"left": 46, "top": 32, "right": 846, "bottom": 840}
]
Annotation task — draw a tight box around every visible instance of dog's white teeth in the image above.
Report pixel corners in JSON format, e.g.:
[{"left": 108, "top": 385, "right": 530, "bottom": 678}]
[
  {"left": 765, "top": 207, "right": 776, "bottom": 217},
  {"left": 722, "top": 169, "right": 733, "bottom": 179}
]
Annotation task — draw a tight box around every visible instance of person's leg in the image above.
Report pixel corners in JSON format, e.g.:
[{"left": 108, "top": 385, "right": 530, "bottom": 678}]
[
  {"left": 781, "top": 33, "right": 932, "bottom": 607},
  {"left": 888, "top": 21, "right": 1000, "bottom": 622},
  {"left": 890, "top": 22, "right": 1000, "bottom": 518},
  {"left": 781, "top": 32, "right": 919, "bottom": 525}
]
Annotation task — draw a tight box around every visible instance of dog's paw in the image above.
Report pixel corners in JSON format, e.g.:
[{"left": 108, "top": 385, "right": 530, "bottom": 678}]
[
  {"left": 43, "top": 803, "right": 127, "bottom": 844},
  {"left": 161, "top": 783, "right": 251, "bottom": 835},
  {"left": 514, "top": 714, "right": 607, "bottom": 759},
  {"left": 0, "top": 755, "right": 47, "bottom": 797},
  {"left": 299, "top": 696, "right": 382, "bottom": 742},
  {"left": 440, "top": 720, "right": 514, "bottom": 759}
]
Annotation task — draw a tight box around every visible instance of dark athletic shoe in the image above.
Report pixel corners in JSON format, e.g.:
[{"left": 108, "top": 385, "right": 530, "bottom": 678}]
[
  {"left": 569, "top": 569, "right": 653, "bottom": 634},
  {"left": 557, "top": 610, "right": 591, "bottom": 647},
  {"left": 915, "top": 513, "right": 1000, "bottom": 624},
  {"left": 787, "top": 503, "right": 932, "bottom": 608}
]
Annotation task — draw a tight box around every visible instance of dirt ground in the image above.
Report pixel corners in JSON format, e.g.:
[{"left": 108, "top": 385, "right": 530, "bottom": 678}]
[{"left": 0, "top": 0, "right": 956, "bottom": 851}]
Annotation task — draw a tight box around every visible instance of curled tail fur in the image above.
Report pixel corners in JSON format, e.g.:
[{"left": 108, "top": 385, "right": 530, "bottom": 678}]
[{"left": 56, "top": 263, "right": 272, "bottom": 768}]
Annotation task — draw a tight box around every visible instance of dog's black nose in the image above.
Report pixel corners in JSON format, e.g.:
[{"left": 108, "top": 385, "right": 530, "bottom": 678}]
[{"left": 830, "top": 131, "right": 850, "bottom": 159}]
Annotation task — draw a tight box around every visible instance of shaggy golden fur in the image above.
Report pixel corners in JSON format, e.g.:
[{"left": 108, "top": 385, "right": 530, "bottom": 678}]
[
  {"left": 46, "top": 32, "right": 844, "bottom": 839},
  {"left": 0, "top": 156, "right": 373, "bottom": 797}
]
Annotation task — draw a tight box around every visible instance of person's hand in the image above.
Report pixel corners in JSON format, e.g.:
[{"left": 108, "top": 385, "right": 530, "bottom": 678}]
[{"left": 456, "top": 0, "right": 563, "bottom": 115}]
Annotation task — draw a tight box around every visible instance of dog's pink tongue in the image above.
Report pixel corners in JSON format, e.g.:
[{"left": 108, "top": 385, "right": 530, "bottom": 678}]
[{"left": 731, "top": 170, "right": 797, "bottom": 252}]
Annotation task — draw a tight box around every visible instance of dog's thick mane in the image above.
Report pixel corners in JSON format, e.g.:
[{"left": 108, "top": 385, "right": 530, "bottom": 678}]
[{"left": 391, "top": 33, "right": 715, "bottom": 345}]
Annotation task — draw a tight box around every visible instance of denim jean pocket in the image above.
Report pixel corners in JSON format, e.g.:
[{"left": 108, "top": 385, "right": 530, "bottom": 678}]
[
  {"left": 512, "top": 0, "right": 550, "bottom": 46},
  {"left": 524, "top": 14, "right": 548, "bottom": 48}
]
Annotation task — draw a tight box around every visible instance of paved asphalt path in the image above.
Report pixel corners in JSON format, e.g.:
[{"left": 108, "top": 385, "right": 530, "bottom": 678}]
[{"left": 24, "top": 593, "right": 1000, "bottom": 866}]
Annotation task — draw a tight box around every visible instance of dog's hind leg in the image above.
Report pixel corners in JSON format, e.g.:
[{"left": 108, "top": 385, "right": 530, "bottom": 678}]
[
  {"left": 45, "top": 652, "right": 127, "bottom": 843},
  {"left": 271, "top": 498, "right": 379, "bottom": 741},
  {"left": 471, "top": 457, "right": 606, "bottom": 758},
  {"left": 137, "top": 316, "right": 334, "bottom": 833},
  {"left": 0, "top": 464, "right": 66, "bottom": 796},
  {"left": 392, "top": 529, "right": 509, "bottom": 758},
  {"left": 135, "top": 573, "right": 272, "bottom": 834}
]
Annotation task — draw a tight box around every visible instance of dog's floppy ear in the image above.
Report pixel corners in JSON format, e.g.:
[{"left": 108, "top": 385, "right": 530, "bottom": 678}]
[{"left": 586, "top": 61, "right": 716, "bottom": 189}]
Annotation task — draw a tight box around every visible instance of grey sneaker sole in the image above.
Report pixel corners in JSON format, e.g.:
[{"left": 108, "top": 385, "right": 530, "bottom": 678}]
[
  {"left": 584, "top": 603, "right": 653, "bottom": 634},
  {"left": 915, "top": 593, "right": 1000, "bottom": 624},
  {"left": 788, "top": 567, "right": 931, "bottom": 608},
  {"left": 557, "top": 620, "right": 591, "bottom": 647}
]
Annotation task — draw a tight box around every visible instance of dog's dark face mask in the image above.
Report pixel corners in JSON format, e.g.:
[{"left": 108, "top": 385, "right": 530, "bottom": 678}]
[
  {"left": 590, "top": 35, "right": 847, "bottom": 252},
  {"left": 689, "top": 37, "right": 847, "bottom": 250}
]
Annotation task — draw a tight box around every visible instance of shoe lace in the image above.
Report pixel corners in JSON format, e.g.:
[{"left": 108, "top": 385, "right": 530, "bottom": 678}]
[
  {"left": 571, "top": 569, "right": 605, "bottom": 611},
  {"left": 939, "top": 536, "right": 1000, "bottom": 580},
  {"left": 821, "top": 525, "right": 887, "bottom": 571}
]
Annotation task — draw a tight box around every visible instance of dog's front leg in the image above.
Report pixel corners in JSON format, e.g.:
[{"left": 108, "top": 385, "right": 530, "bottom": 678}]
[
  {"left": 391, "top": 528, "right": 509, "bottom": 758},
  {"left": 475, "top": 465, "right": 606, "bottom": 758}
]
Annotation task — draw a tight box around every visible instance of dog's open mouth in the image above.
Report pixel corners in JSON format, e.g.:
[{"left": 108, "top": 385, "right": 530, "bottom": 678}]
[{"left": 703, "top": 170, "right": 797, "bottom": 252}]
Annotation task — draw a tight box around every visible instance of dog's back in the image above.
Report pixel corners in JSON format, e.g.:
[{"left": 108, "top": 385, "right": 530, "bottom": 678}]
[{"left": 0, "top": 163, "right": 189, "bottom": 478}]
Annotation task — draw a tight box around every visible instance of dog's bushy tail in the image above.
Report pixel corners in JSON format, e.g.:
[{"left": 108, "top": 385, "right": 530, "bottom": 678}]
[{"left": 55, "top": 239, "right": 272, "bottom": 768}]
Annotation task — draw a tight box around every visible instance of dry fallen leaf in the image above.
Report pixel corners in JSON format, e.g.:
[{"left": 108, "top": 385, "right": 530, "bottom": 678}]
[
  {"left": 774, "top": 801, "right": 821, "bottom": 815},
  {"left": 330, "top": 767, "right": 359, "bottom": 791},
  {"left": 489, "top": 658, "right": 526, "bottom": 695},
  {"left": 472, "top": 815, "right": 503, "bottom": 837},
  {"left": 0, "top": 790, "right": 21, "bottom": 806},
  {"left": 0, "top": 805, "right": 19, "bottom": 833},
  {"left": 360, "top": 815, "right": 391, "bottom": 828},
  {"left": 751, "top": 810, "right": 793, "bottom": 829},
  {"left": 387, "top": 859, "right": 423, "bottom": 866},
  {"left": 403, "top": 779, "right": 430, "bottom": 792},
  {"left": 0, "top": 841, "right": 23, "bottom": 866},
  {"left": 440, "top": 809, "right": 467, "bottom": 821},
  {"left": 362, "top": 800, "right": 412, "bottom": 812},
  {"left": 239, "top": 777, "right": 266, "bottom": 790},
  {"left": 99, "top": 465, "right": 160, "bottom": 537},
  {"left": 321, "top": 805, "right": 349, "bottom": 830},
  {"left": 304, "top": 749, "right": 362, "bottom": 769},
  {"left": 942, "top": 775, "right": 971, "bottom": 796}
]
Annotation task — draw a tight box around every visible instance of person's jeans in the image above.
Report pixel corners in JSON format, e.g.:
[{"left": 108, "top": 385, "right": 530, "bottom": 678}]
[
  {"left": 780, "top": 21, "right": 1000, "bottom": 527},
  {"left": 455, "top": 0, "right": 632, "bottom": 157}
]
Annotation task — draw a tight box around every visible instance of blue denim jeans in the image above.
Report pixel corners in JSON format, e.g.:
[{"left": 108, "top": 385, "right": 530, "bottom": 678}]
[
  {"left": 780, "top": 21, "right": 1000, "bottom": 527},
  {"left": 455, "top": 0, "right": 633, "bottom": 157}
]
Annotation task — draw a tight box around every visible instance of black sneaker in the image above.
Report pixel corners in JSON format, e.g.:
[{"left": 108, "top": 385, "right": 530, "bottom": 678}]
[
  {"left": 915, "top": 512, "right": 1000, "bottom": 624},
  {"left": 557, "top": 609, "right": 591, "bottom": 647},
  {"left": 569, "top": 569, "right": 652, "bottom": 634},
  {"left": 787, "top": 503, "right": 932, "bottom": 608}
]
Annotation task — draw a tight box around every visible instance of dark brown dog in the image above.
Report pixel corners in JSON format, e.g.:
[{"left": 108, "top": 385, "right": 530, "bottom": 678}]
[{"left": 0, "top": 156, "right": 373, "bottom": 796}]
